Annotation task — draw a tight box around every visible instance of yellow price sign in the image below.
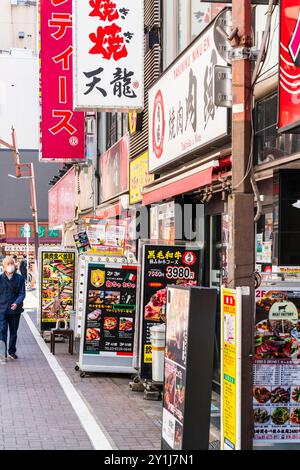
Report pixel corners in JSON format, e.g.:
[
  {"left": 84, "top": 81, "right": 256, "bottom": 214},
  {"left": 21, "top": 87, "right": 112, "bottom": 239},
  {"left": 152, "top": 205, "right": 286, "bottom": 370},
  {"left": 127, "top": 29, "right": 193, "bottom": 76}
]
[{"left": 144, "top": 344, "right": 152, "bottom": 363}]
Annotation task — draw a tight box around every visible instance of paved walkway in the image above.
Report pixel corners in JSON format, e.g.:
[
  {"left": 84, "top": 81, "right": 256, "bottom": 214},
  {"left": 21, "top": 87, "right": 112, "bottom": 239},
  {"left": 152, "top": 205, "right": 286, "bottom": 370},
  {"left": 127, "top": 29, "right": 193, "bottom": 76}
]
[
  {"left": 0, "top": 291, "right": 220, "bottom": 450},
  {"left": 0, "top": 316, "right": 93, "bottom": 450}
]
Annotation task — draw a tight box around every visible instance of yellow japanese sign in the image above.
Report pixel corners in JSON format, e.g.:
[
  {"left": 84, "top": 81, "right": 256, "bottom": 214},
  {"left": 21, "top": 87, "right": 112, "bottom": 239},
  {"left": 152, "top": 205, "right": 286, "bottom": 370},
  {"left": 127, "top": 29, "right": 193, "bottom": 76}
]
[
  {"left": 129, "top": 152, "right": 155, "bottom": 204},
  {"left": 144, "top": 344, "right": 152, "bottom": 363},
  {"left": 221, "top": 287, "right": 241, "bottom": 450},
  {"left": 128, "top": 111, "right": 138, "bottom": 134}
]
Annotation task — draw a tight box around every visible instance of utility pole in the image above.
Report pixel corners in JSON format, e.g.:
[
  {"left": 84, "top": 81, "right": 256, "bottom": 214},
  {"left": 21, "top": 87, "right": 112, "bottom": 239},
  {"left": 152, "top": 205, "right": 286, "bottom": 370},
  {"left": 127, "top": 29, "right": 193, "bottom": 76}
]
[{"left": 227, "top": 0, "right": 254, "bottom": 449}]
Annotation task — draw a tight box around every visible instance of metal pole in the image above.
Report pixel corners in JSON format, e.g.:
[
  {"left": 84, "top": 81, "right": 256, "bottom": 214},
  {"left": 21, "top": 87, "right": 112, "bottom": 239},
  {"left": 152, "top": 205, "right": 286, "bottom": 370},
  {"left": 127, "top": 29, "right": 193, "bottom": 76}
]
[
  {"left": 26, "top": 232, "right": 29, "bottom": 286},
  {"left": 227, "top": 0, "right": 254, "bottom": 450},
  {"left": 28, "top": 163, "right": 39, "bottom": 269}
]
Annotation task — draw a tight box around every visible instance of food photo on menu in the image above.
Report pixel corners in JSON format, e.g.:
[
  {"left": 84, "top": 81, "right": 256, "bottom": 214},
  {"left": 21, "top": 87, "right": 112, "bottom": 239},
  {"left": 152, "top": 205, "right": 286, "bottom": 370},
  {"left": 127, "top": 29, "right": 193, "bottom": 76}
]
[
  {"left": 119, "top": 317, "right": 133, "bottom": 332},
  {"left": 105, "top": 291, "right": 121, "bottom": 305},
  {"left": 86, "top": 328, "right": 100, "bottom": 342},
  {"left": 144, "top": 288, "right": 167, "bottom": 322},
  {"left": 255, "top": 294, "right": 300, "bottom": 360},
  {"left": 87, "top": 309, "right": 102, "bottom": 322},
  {"left": 88, "top": 290, "right": 104, "bottom": 304},
  {"left": 103, "top": 317, "right": 118, "bottom": 331}
]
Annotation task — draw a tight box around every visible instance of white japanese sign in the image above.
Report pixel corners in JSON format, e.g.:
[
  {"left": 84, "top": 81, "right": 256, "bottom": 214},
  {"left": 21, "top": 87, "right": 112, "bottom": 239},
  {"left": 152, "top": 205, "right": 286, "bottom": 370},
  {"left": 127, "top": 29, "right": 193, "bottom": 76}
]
[
  {"left": 73, "top": 0, "right": 144, "bottom": 112},
  {"left": 148, "top": 18, "right": 229, "bottom": 173}
]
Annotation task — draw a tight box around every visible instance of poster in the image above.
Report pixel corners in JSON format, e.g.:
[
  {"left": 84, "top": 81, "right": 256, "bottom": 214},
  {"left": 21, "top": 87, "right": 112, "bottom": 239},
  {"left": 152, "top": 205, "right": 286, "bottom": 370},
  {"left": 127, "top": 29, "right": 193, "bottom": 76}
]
[
  {"left": 139, "top": 244, "right": 201, "bottom": 379},
  {"left": 83, "top": 263, "right": 137, "bottom": 356},
  {"left": 221, "top": 288, "right": 241, "bottom": 450},
  {"left": 254, "top": 287, "right": 300, "bottom": 442},
  {"left": 86, "top": 220, "right": 127, "bottom": 256},
  {"left": 162, "top": 287, "right": 190, "bottom": 450},
  {"left": 39, "top": 250, "right": 76, "bottom": 330},
  {"left": 73, "top": 231, "right": 91, "bottom": 253}
]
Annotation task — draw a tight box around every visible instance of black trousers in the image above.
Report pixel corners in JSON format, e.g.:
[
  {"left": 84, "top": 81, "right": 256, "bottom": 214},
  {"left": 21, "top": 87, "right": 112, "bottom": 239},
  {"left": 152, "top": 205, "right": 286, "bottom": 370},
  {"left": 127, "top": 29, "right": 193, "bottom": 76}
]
[{"left": 0, "top": 312, "right": 21, "bottom": 355}]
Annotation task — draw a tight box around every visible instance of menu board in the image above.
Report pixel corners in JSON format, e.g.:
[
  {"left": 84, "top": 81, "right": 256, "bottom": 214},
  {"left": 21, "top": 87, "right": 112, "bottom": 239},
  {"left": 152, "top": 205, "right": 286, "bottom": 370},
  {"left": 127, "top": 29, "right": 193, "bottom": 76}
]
[
  {"left": 39, "top": 249, "right": 76, "bottom": 331},
  {"left": 83, "top": 263, "right": 137, "bottom": 356},
  {"left": 162, "top": 287, "right": 190, "bottom": 450},
  {"left": 86, "top": 220, "right": 126, "bottom": 256},
  {"left": 254, "top": 287, "right": 300, "bottom": 442},
  {"left": 73, "top": 231, "right": 91, "bottom": 253},
  {"left": 139, "top": 244, "right": 201, "bottom": 379}
]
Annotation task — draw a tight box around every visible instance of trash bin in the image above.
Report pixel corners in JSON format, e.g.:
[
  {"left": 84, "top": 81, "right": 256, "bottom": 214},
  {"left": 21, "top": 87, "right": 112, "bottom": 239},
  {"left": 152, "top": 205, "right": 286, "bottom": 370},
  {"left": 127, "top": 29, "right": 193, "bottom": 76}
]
[{"left": 150, "top": 323, "right": 166, "bottom": 382}]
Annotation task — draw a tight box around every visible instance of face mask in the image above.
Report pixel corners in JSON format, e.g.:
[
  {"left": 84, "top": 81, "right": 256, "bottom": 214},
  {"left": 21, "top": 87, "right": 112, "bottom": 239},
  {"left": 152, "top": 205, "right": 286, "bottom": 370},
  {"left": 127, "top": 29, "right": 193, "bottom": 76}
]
[{"left": 6, "top": 265, "right": 15, "bottom": 274}]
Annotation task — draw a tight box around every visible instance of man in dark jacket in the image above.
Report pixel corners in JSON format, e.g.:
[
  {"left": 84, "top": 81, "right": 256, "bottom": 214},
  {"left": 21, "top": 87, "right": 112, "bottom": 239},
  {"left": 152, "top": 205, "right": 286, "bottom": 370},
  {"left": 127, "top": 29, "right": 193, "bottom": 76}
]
[{"left": 0, "top": 256, "right": 26, "bottom": 362}]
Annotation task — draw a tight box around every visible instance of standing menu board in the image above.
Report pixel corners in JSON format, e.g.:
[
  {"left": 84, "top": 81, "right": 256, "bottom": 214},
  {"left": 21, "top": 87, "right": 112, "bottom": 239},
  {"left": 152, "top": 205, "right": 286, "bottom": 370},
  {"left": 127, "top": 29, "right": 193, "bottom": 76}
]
[
  {"left": 39, "top": 248, "right": 76, "bottom": 331},
  {"left": 139, "top": 243, "right": 201, "bottom": 379},
  {"left": 162, "top": 286, "right": 217, "bottom": 450},
  {"left": 254, "top": 287, "right": 300, "bottom": 443},
  {"left": 79, "top": 262, "right": 138, "bottom": 373}
]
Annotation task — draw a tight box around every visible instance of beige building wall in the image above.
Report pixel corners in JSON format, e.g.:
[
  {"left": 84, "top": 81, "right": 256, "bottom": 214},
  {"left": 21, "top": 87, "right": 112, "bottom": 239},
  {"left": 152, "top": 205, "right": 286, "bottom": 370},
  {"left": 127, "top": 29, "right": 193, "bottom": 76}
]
[{"left": 0, "top": 0, "right": 36, "bottom": 53}]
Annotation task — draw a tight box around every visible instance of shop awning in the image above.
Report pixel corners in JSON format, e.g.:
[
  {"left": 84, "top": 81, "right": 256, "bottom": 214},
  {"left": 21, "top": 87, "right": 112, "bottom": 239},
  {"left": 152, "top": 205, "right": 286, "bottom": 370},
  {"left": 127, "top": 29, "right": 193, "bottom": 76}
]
[{"left": 142, "top": 160, "right": 218, "bottom": 206}]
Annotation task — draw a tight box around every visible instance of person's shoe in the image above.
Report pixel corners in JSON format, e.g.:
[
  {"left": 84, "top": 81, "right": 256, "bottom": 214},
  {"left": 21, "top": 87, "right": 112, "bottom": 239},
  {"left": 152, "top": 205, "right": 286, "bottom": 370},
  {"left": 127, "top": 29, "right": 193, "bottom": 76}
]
[{"left": 8, "top": 353, "right": 18, "bottom": 360}]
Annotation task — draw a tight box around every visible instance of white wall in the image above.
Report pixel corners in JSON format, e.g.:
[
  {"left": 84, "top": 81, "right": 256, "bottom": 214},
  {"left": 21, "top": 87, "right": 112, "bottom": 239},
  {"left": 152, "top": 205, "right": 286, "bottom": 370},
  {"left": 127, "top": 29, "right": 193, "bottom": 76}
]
[
  {"left": 0, "top": 0, "right": 36, "bottom": 52},
  {"left": 0, "top": 53, "right": 38, "bottom": 149},
  {"left": 255, "top": 4, "right": 279, "bottom": 83}
]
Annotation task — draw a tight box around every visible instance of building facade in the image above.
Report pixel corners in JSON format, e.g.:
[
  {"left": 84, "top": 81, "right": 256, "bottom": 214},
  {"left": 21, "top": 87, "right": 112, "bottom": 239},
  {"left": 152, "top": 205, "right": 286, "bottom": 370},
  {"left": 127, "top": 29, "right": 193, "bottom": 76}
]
[{"left": 0, "top": 0, "right": 37, "bottom": 54}]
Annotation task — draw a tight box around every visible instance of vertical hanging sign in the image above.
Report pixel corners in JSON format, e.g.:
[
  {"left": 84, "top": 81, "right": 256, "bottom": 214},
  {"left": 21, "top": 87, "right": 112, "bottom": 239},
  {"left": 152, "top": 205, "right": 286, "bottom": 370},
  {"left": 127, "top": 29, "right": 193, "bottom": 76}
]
[
  {"left": 73, "top": 0, "right": 144, "bottom": 112},
  {"left": 278, "top": 0, "right": 300, "bottom": 133},
  {"left": 39, "top": 0, "right": 85, "bottom": 161}
]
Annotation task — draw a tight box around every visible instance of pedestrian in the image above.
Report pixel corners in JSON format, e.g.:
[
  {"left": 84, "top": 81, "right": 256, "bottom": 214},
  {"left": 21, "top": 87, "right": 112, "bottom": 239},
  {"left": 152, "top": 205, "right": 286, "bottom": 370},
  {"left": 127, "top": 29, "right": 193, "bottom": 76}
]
[
  {"left": 19, "top": 255, "right": 28, "bottom": 281},
  {"left": 0, "top": 256, "right": 26, "bottom": 363}
]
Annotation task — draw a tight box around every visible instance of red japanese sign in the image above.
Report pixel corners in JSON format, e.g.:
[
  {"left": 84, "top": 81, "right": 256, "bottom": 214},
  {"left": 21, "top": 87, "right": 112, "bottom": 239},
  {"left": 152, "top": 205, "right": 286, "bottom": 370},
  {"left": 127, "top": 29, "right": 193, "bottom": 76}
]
[
  {"left": 278, "top": 0, "right": 300, "bottom": 132},
  {"left": 39, "top": 0, "right": 85, "bottom": 161},
  {"left": 48, "top": 167, "right": 76, "bottom": 228}
]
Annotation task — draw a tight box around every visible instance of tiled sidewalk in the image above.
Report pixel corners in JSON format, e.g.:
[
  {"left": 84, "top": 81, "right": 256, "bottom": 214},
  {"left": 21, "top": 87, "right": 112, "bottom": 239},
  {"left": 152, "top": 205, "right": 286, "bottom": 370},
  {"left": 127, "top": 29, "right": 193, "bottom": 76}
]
[
  {"left": 0, "top": 316, "right": 93, "bottom": 450},
  {"left": 0, "top": 291, "right": 220, "bottom": 450}
]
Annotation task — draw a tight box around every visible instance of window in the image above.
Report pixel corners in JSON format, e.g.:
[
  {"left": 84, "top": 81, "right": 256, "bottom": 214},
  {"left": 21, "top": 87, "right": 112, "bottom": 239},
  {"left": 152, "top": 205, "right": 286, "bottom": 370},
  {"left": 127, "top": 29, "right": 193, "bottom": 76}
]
[
  {"left": 191, "top": 1, "right": 226, "bottom": 41},
  {"left": 177, "top": 0, "right": 189, "bottom": 54},
  {"left": 254, "top": 94, "right": 300, "bottom": 165}
]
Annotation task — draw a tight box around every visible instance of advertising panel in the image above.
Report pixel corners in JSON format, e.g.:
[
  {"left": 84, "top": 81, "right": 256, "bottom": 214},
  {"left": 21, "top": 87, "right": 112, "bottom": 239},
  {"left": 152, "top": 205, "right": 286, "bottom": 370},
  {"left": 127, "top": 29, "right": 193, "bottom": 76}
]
[
  {"left": 148, "top": 13, "right": 229, "bottom": 173},
  {"left": 99, "top": 135, "right": 129, "bottom": 203},
  {"left": 139, "top": 243, "right": 201, "bottom": 379},
  {"left": 82, "top": 262, "right": 138, "bottom": 359},
  {"left": 254, "top": 287, "right": 300, "bottom": 443},
  {"left": 129, "top": 152, "right": 155, "bottom": 205},
  {"left": 73, "top": 231, "right": 91, "bottom": 254},
  {"left": 221, "top": 288, "right": 242, "bottom": 450},
  {"left": 162, "top": 287, "right": 190, "bottom": 450},
  {"left": 278, "top": 0, "right": 300, "bottom": 133},
  {"left": 86, "top": 219, "right": 127, "bottom": 256},
  {"left": 73, "top": 0, "right": 144, "bottom": 111},
  {"left": 48, "top": 167, "right": 76, "bottom": 229},
  {"left": 39, "top": 0, "right": 85, "bottom": 161},
  {"left": 39, "top": 249, "right": 76, "bottom": 331}
]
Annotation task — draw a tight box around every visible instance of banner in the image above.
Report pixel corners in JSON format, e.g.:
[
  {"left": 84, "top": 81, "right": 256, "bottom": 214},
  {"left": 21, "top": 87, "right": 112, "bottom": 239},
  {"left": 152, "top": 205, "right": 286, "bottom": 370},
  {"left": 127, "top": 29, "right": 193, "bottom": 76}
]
[
  {"left": 278, "top": 0, "right": 300, "bottom": 133},
  {"left": 39, "top": 249, "right": 76, "bottom": 331},
  {"left": 148, "top": 13, "right": 229, "bottom": 172},
  {"left": 254, "top": 287, "right": 300, "bottom": 443},
  {"left": 221, "top": 287, "right": 242, "bottom": 450},
  {"left": 139, "top": 244, "right": 201, "bottom": 379},
  {"left": 73, "top": 0, "right": 144, "bottom": 111},
  {"left": 39, "top": 0, "right": 85, "bottom": 161},
  {"left": 129, "top": 152, "right": 155, "bottom": 205}
]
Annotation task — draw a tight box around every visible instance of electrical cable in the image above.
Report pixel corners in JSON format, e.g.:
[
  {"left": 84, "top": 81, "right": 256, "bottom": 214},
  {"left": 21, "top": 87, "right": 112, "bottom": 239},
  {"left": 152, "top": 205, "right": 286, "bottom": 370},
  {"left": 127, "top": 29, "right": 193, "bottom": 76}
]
[{"left": 231, "top": 0, "right": 276, "bottom": 193}]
